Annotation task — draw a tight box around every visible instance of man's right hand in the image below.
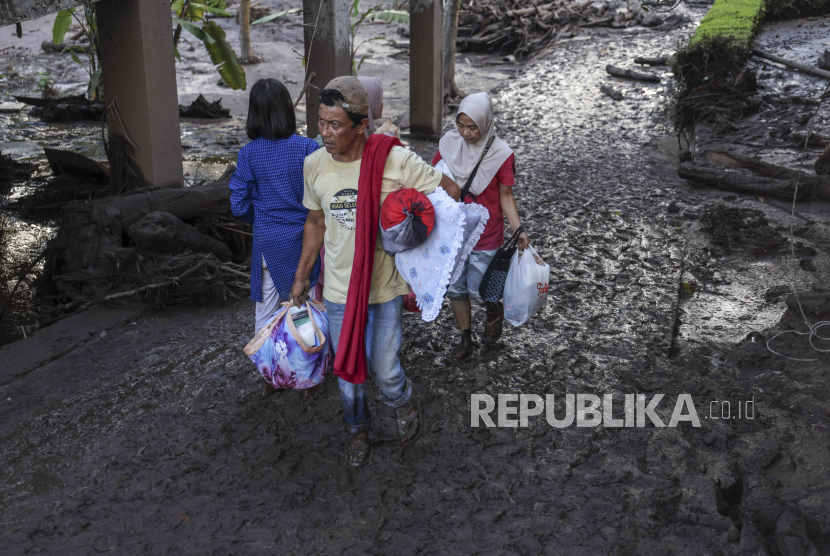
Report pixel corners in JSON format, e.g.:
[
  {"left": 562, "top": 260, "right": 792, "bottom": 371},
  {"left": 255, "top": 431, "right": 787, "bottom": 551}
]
[{"left": 290, "top": 278, "right": 311, "bottom": 307}]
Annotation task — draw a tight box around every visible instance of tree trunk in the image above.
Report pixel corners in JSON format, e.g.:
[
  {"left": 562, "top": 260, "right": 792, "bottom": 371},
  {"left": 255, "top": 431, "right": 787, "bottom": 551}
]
[
  {"left": 703, "top": 149, "right": 830, "bottom": 200},
  {"left": 239, "top": 0, "right": 254, "bottom": 64},
  {"left": 442, "top": 0, "right": 464, "bottom": 105},
  {"left": 61, "top": 165, "right": 236, "bottom": 231},
  {"left": 677, "top": 163, "right": 816, "bottom": 201}
]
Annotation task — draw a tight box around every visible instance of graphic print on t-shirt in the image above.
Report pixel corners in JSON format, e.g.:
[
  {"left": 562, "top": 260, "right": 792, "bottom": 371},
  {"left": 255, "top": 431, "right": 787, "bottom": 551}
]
[{"left": 329, "top": 188, "right": 357, "bottom": 230}]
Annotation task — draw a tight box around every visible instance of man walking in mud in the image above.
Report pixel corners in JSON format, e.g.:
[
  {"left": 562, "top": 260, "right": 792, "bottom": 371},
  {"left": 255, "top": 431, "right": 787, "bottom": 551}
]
[{"left": 291, "top": 77, "right": 461, "bottom": 467}]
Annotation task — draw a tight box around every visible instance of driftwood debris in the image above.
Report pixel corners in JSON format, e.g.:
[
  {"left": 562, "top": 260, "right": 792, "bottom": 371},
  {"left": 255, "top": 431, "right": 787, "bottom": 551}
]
[
  {"left": 44, "top": 148, "right": 109, "bottom": 179},
  {"left": 678, "top": 164, "right": 813, "bottom": 201},
  {"left": 127, "top": 211, "right": 233, "bottom": 261},
  {"left": 456, "top": 0, "right": 626, "bottom": 59},
  {"left": 600, "top": 85, "right": 623, "bottom": 101},
  {"left": 704, "top": 150, "right": 830, "bottom": 200},
  {"left": 62, "top": 165, "right": 235, "bottom": 230},
  {"left": 15, "top": 94, "right": 105, "bottom": 122},
  {"left": 680, "top": 150, "right": 830, "bottom": 201},
  {"left": 752, "top": 50, "right": 830, "bottom": 81},
  {"left": 179, "top": 94, "right": 232, "bottom": 119},
  {"left": 39, "top": 165, "right": 251, "bottom": 326},
  {"left": 634, "top": 57, "right": 668, "bottom": 66},
  {"left": 606, "top": 65, "right": 660, "bottom": 83},
  {"left": 40, "top": 40, "right": 90, "bottom": 53}
]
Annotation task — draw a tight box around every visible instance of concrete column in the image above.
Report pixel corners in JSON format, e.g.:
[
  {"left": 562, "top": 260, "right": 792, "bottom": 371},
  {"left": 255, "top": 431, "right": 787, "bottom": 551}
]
[
  {"left": 96, "top": 0, "right": 183, "bottom": 188},
  {"left": 302, "top": 0, "right": 350, "bottom": 138},
  {"left": 410, "top": 0, "right": 443, "bottom": 136}
]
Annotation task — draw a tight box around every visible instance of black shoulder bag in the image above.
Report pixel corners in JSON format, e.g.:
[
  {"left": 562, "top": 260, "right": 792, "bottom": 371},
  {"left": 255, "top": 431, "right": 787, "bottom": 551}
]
[
  {"left": 478, "top": 226, "right": 524, "bottom": 303},
  {"left": 458, "top": 136, "right": 495, "bottom": 202}
]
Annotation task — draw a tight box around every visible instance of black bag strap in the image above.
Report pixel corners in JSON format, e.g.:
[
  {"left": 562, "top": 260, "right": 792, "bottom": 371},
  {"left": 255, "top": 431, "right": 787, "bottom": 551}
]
[
  {"left": 503, "top": 226, "right": 524, "bottom": 251},
  {"left": 460, "top": 136, "right": 496, "bottom": 201}
]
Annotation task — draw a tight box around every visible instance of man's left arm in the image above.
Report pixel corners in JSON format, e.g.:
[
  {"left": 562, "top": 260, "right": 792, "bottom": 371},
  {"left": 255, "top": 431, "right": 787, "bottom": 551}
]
[{"left": 399, "top": 149, "right": 461, "bottom": 200}]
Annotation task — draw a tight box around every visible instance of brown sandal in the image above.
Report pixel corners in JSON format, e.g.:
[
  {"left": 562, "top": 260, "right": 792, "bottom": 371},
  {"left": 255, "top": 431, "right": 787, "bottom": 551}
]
[{"left": 482, "top": 302, "right": 504, "bottom": 345}]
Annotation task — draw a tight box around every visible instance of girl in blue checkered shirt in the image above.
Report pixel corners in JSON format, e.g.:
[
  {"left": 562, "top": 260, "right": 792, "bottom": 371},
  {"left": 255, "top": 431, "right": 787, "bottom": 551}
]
[{"left": 229, "top": 78, "right": 321, "bottom": 342}]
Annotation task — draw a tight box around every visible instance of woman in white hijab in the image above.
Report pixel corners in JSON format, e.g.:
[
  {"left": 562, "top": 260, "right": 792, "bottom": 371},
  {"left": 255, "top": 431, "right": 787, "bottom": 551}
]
[{"left": 433, "top": 92, "right": 528, "bottom": 359}]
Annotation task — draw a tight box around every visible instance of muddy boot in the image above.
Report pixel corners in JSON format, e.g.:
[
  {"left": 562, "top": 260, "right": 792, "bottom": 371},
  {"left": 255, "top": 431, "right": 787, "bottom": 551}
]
[
  {"left": 396, "top": 397, "right": 425, "bottom": 447},
  {"left": 455, "top": 329, "right": 476, "bottom": 360},
  {"left": 346, "top": 432, "right": 370, "bottom": 467},
  {"left": 482, "top": 301, "right": 504, "bottom": 345}
]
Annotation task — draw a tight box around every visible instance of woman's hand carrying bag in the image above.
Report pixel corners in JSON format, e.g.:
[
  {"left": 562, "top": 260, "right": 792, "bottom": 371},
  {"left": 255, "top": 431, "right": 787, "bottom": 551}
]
[{"left": 478, "top": 226, "right": 525, "bottom": 303}]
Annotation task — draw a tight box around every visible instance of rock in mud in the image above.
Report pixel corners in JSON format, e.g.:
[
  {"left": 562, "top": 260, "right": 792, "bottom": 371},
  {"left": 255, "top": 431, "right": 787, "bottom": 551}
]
[{"left": 127, "top": 211, "right": 233, "bottom": 261}]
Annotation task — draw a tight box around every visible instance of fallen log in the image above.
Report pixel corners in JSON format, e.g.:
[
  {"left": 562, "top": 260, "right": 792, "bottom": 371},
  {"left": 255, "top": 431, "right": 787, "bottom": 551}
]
[
  {"left": 61, "top": 165, "right": 236, "bottom": 230},
  {"left": 678, "top": 163, "right": 813, "bottom": 201},
  {"left": 703, "top": 149, "right": 830, "bottom": 200},
  {"left": 634, "top": 56, "right": 668, "bottom": 66},
  {"left": 600, "top": 85, "right": 623, "bottom": 100},
  {"left": 752, "top": 50, "right": 830, "bottom": 81},
  {"left": 41, "top": 40, "right": 90, "bottom": 53},
  {"left": 505, "top": 3, "right": 554, "bottom": 17},
  {"left": 606, "top": 65, "right": 660, "bottom": 83}
]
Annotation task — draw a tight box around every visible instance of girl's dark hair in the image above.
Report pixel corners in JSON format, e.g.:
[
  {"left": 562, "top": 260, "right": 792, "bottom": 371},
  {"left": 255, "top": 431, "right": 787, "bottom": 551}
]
[
  {"left": 318, "top": 88, "right": 365, "bottom": 128},
  {"left": 246, "top": 78, "right": 296, "bottom": 140}
]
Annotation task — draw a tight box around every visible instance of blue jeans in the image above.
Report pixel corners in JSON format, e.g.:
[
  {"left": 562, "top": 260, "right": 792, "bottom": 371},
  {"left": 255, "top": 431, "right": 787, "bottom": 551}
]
[{"left": 325, "top": 295, "right": 412, "bottom": 434}]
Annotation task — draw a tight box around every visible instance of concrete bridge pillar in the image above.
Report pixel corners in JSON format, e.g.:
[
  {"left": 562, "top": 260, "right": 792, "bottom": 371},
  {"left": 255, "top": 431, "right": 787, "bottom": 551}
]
[
  {"left": 302, "top": 0, "right": 351, "bottom": 138},
  {"left": 96, "top": 0, "right": 184, "bottom": 188},
  {"left": 410, "top": 0, "right": 443, "bottom": 136}
]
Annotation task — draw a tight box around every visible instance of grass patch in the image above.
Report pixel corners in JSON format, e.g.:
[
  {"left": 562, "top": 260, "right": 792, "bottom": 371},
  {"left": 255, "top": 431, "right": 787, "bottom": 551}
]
[
  {"left": 674, "top": 0, "right": 766, "bottom": 92},
  {"left": 689, "top": 0, "right": 765, "bottom": 48}
]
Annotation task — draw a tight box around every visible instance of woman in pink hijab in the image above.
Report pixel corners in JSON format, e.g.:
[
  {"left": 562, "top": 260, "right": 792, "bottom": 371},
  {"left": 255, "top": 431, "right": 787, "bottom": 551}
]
[{"left": 358, "top": 75, "right": 399, "bottom": 137}]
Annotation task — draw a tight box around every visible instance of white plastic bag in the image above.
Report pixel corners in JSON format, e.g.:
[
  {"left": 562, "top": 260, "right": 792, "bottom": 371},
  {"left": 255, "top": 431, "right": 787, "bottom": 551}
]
[{"left": 503, "top": 246, "right": 550, "bottom": 327}]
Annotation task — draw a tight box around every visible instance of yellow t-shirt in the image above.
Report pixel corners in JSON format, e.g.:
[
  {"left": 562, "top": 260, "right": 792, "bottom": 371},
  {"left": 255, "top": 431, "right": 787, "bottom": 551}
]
[{"left": 303, "top": 146, "right": 441, "bottom": 304}]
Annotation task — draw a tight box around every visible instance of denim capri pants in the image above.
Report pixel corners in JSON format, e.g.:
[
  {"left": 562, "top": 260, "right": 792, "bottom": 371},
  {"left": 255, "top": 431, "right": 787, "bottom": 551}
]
[{"left": 446, "top": 249, "right": 498, "bottom": 304}]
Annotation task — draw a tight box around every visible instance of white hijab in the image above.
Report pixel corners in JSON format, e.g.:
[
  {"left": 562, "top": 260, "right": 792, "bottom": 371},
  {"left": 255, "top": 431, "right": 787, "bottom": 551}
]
[{"left": 438, "top": 93, "right": 513, "bottom": 196}]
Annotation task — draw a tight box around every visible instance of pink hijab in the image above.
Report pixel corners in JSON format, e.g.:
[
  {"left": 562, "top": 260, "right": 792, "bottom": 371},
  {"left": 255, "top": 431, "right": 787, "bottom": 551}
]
[{"left": 357, "top": 76, "right": 383, "bottom": 137}]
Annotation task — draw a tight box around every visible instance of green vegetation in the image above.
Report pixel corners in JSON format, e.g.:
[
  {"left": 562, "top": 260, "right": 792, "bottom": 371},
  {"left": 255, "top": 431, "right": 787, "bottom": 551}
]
[
  {"left": 674, "top": 0, "right": 765, "bottom": 93},
  {"left": 688, "top": 0, "right": 765, "bottom": 49}
]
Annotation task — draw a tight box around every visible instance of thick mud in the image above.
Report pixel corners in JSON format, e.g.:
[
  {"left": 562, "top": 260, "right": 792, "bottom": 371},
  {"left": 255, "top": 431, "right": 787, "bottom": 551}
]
[{"left": 2, "top": 6, "right": 830, "bottom": 556}]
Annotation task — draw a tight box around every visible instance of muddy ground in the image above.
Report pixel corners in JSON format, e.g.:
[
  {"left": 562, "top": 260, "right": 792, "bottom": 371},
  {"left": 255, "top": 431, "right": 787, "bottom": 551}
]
[{"left": 2, "top": 3, "right": 830, "bottom": 556}]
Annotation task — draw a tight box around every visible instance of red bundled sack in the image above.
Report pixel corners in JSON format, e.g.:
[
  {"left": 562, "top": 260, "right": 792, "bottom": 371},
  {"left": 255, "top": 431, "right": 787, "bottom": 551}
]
[{"left": 379, "top": 188, "right": 435, "bottom": 255}]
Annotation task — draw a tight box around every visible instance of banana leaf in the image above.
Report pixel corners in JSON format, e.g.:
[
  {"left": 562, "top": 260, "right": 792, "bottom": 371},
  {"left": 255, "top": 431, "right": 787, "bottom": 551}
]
[
  {"left": 252, "top": 7, "right": 302, "bottom": 25},
  {"left": 53, "top": 9, "right": 75, "bottom": 45},
  {"left": 202, "top": 21, "right": 246, "bottom": 90},
  {"left": 174, "top": 17, "right": 215, "bottom": 44}
]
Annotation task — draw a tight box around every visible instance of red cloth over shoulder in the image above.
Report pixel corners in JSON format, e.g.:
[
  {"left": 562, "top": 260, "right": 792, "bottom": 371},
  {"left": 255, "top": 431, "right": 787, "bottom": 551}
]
[{"left": 334, "top": 134, "right": 403, "bottom": 384}]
